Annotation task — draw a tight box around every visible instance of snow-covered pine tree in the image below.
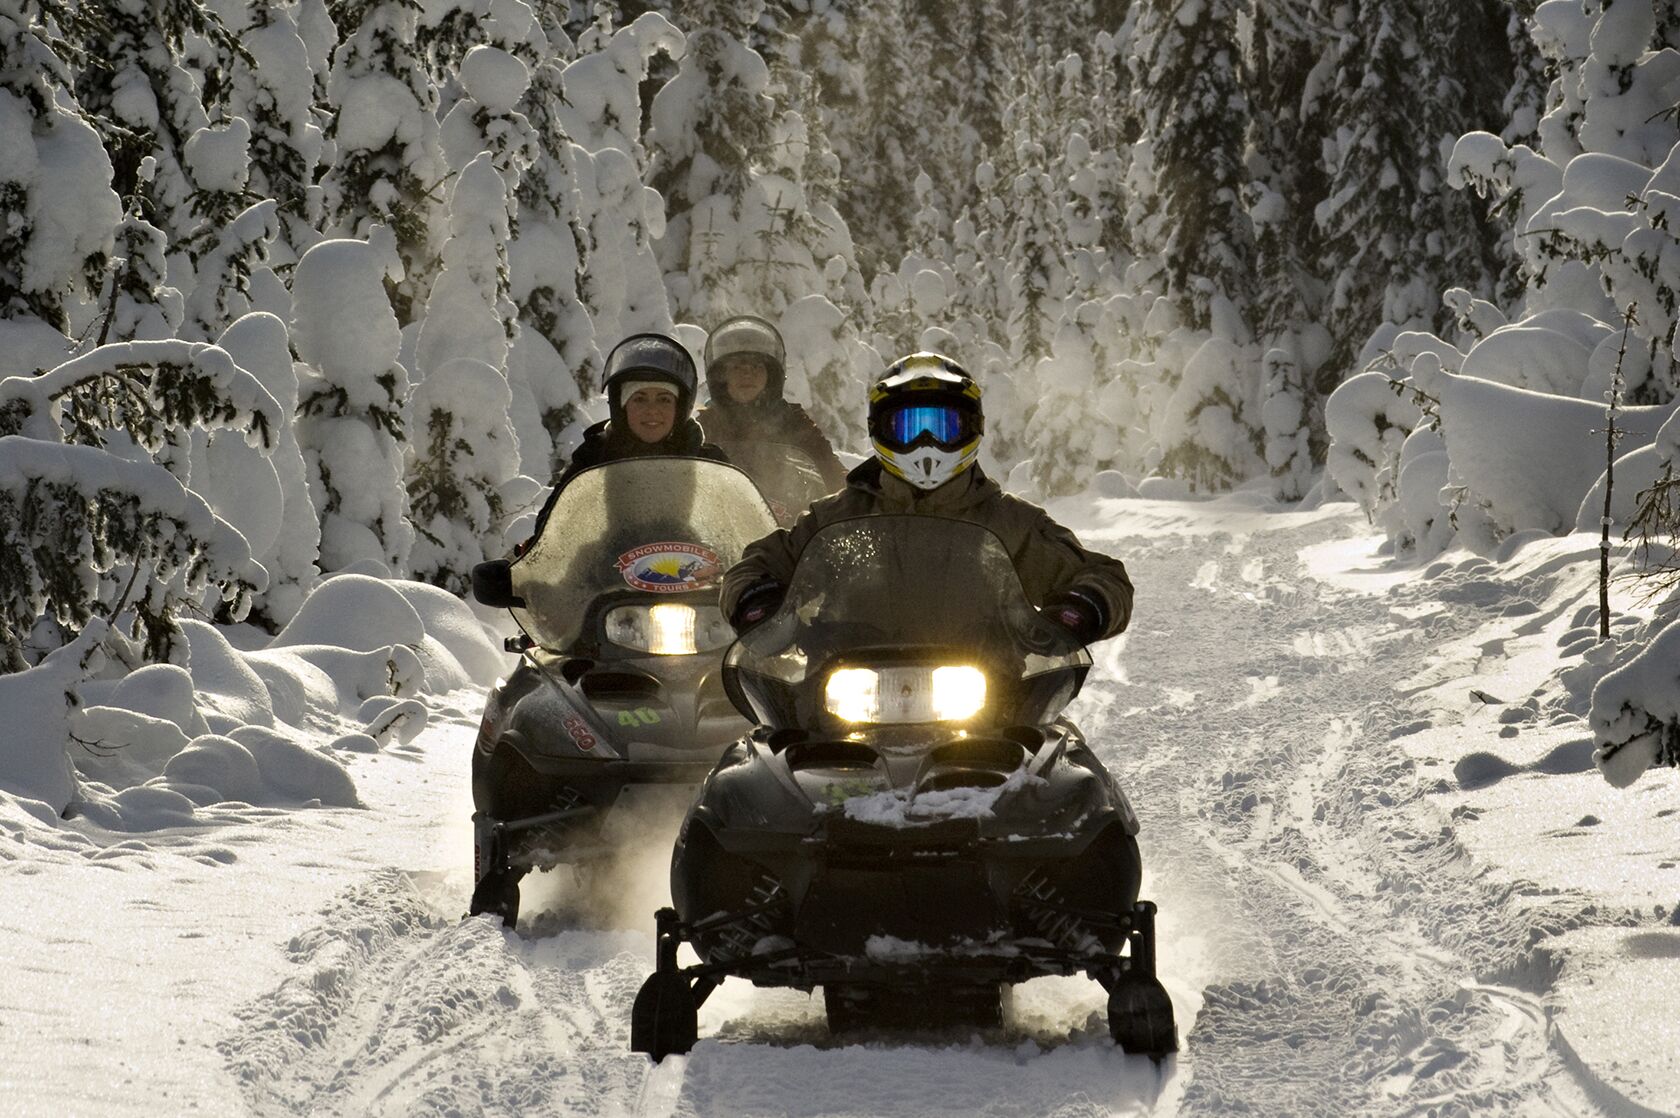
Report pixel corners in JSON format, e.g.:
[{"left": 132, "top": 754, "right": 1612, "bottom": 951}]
[
  {"left": 291, "top": 233, "right": 414, "bottom": 575},
  {"left": 102, "top": 216, "right": 184, "bottom": 344},
  {"left": 559, "top": 12, "right": 683, "bottom": 348},
  {"left": 408, "top": 147, "right": 526, "bottom": 589},
  {"left": 1003, "top": 145, "right": 1065, "bottom": 364},
  {"left": 509, "top": 70, "right": 597, "bottom": 477},
  {"left": 843, "top": 0, "right": 928, "bottom": 278},
  {"left": 319, "top": 0, "right": 447, "bottom": 324},
  {"left": 771, "top": 0, "right": 860, "bottom": 187},
  {"left": 69, "top": 0, "right": 241, "bottom": 257},
  {"left": 1130, "top": 0, "right": 1254, "bottom": 333},
  {"left": 211, "top": 311, "right": 321, "bottom": 626},
  {"left": 1320, "top": 0, "right": 1509, "bottom": 382},
  {"left": 0, "top": 339, "right": 282, "bottom": 668},
  {"left": 1408, "top": 0, "right": 1508, "bottom": 330},
  {"left": 1078, "top": 30, "right": 1137, "bottom": 262},
  {"left": 0, "top": 438, "right": 263, "bottom": 671},
  {"left": 646, "top": 0, "right": 776, "bottom": 319},
  {"left": 406, "top": 354, "right": 519, "bottom": 592},
  {"left": 222, "top": 0, "right": 329, "bottom": 267},
  {"left": 764, "top": 26, "right": 868, "bottom": 315},
  {"left": 1245, "top": 0, "right": 1331, "bottom": 490},
  {"left": 1316, "top": 2, "right": 1420, "bottom": 380},
  {"left": 1023, "top": 302, "right": 1126, "bottom": 497},
  {"left": 1130, "top": 0, "right": 1261, "bottom": 488},
  {"left": 946, "top": 0, "right": 1013, "bottom": 186},
  {"left": 0, "top": 0, "right": 123, "bottom": 361},
  {"left": 177, "top": 113, "right": 281, "bottom": 341}
]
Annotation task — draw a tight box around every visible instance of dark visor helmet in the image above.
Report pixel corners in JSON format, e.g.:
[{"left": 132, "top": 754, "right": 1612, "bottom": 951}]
[
  {"left": 602, "top": 333, "right": 699, "bottom": 428},
  {"left": 867, "top": 353, "right": 983, "bottom": 490},
  {"left": 703, "top": 315, "right": 786, "bottom": 404}
]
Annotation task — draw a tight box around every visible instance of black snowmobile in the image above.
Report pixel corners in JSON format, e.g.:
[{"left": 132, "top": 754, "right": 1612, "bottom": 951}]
[
  {"left": 467, "top": 457, "right": 779, "bottom": 927},
  {"left": 630, "top": 515, "right": 1176, "bottom": 1058}
]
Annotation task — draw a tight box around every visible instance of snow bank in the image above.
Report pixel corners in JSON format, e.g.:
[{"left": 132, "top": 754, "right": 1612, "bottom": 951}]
[
  {"left": 273, "top": 573, "right": 494, "bottom": 690},
  {"left": 1458, "top": 318, "right": 1604, "bottom": 396},
  {"left": 0, "top": 567, "right": 495, "bottom": 820},
  {"left": 273, "top": 573, "right": 426, "bottom": 650},
  {"left": 1330, "top": 348, "right": 1679, "bottom": 553},
  {"left": 1416, "top": 365, "right": 1676, "bottom": 536},
  {"left": 1591, "top": 619, "right": 1680, "bottom": 787},
  {"left": 0, "top": 623, "right": 107, "bottom": 810}
]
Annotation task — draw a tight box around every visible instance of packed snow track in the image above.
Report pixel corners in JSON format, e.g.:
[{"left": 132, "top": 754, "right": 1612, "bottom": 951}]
[{"left": 218, "top": 503, "right": 1621, "bottom": 1116}]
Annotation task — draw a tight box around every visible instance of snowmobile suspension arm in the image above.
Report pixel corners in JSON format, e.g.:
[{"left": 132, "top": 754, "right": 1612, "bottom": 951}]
[{"left": 494, "top": 804, "right": 595, "bottom": 835}]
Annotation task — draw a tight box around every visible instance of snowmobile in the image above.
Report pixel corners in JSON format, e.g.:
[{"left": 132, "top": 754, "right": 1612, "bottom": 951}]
[
  {"left": 630, "top": 515, "right": 1176, "bottom": 1059},
  {"left": 467, "top": 457, "right": 780, "bottom": 927}
]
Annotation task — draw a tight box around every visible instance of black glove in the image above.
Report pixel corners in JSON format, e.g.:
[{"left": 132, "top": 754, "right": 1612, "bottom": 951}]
[
  {"left": 730, "top": 580, "right": 785, "bottom": 633},
  {"left": 1042, "top": 587, "right": 1106, "bottom": 644}
]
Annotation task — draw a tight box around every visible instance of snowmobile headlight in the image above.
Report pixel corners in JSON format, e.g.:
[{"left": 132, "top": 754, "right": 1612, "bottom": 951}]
[
  {"left": 825, "top": 665, "right": 987, "bottom": 724},
  {"left": 604, "top": 604, "right": 732, "bottom": 655}
]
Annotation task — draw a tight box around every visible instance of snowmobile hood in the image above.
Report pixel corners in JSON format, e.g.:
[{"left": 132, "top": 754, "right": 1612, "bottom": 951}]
[{"left": 693, "top": 728, "right": 1126, "bottom": 852}]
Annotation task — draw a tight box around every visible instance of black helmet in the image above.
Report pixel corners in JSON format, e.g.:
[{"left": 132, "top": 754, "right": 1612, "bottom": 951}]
[
  {"left": 602, "top": 333, "right": 699, "bottom": 430},
  {"left": 704, "top": 315, "right": 785, "bottom": 405}
]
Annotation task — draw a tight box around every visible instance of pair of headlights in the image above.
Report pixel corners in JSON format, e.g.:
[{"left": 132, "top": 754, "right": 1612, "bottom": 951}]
[
  {"left": 825, "top": 664, "right": 987, "bottom": 724},
  {"left": 604, "top": 605, "right": 988, "bottom": 725}
]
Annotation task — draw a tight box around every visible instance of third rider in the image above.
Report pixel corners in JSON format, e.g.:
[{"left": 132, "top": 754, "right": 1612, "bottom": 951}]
[{"left": 696, "top": 315, "right": 849, "bottom": 521}]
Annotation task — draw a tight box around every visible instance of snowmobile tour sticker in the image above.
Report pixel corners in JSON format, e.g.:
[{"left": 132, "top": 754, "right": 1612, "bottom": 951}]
[{"left": 616, "top": 542, "right": 723, "bottom": 592}]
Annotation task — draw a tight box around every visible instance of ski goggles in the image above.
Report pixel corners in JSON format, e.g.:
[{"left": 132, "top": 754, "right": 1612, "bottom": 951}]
[{"left": 872, "top": 400, "right": 980, "bottom": 453}]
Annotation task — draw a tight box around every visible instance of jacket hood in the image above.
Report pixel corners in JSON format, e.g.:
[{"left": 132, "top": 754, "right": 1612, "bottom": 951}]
[{"left": 847, "top": 457, "right": 999, "bottom": 513}]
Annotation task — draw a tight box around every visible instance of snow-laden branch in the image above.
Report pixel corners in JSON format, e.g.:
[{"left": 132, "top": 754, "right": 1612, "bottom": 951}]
[
  {"left": 0, "top": 435, "right": 264, "bottom": 671},
  {"left": 1592, "top": 619, "right": 1680, "bottom": 787},
  {"left": 0, "top": 339, "right": 282, "bottom": 455}
]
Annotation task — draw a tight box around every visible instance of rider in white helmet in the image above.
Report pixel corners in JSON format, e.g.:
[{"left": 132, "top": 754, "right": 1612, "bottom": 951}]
[
  {"left": 695, "top": 315, "right": 848, "bottom": 519},
  {"left": 721, "top": 352, "right": 1133, "bottom": 641}
]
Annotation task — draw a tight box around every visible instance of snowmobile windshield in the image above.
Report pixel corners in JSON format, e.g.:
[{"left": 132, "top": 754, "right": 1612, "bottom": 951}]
[
  {"left": 511, "top": 458, "right": 778, "bottom": 653},
  {"left": 729, "top": 516, "right": 1091, "bottom": 729}
]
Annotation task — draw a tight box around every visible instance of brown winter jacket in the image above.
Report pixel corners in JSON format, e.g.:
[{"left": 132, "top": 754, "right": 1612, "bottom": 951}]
[
  {"left": 720, "top": 459, "right": 1134, "bottom": 640},
  {"left": 695, "top": 399, "right": 849, "bottom": 489}
]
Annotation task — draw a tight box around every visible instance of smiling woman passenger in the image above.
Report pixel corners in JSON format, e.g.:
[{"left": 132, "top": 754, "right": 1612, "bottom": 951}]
[
  {"left": 551, "top": 333, "right": 728, "bottom": 490},
  {"left": 525, "top": 335, "right": 730, "bottom": 542}
]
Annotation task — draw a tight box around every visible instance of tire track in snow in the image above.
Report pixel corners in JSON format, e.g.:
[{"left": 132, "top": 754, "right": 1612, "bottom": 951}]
[
  {"left": 221, "top": 870, "right": 657, "bottom": 1117},
  {"left": 1084, "top": 515, "right": 1609, "bottom": 1116}
]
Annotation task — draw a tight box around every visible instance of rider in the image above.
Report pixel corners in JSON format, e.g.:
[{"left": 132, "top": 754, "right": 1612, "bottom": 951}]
[
  {"left": 721, "top": 352, "right": 1132, "bottom": 642},
  {"left": 532, "top": 333, "right": 727, "bottom": 535},
  {"left": 695, "top": 315, "right": 849, "bottom": 497}
]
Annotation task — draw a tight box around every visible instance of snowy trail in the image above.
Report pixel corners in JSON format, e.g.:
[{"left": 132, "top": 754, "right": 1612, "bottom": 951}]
[
  {"left": 1081, "top": 511, "right": 1604, "bottom": 1115},
  {"left": 209, "top": 504, "right": 1625, "bottom": 1116}
]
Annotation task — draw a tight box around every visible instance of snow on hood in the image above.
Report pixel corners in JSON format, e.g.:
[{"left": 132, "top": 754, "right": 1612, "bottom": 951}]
[{"left": 838, "top": 766, "right": 1046, "bottom": 826}]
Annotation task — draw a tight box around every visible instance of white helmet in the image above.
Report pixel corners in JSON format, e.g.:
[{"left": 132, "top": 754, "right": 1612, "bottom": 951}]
[{"left": 867, "top": 353, "right": 984, "bottom": 491}]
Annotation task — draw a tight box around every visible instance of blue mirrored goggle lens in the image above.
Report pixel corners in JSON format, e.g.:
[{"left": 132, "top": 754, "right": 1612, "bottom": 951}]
[{"left": 887, "top": 404, "right": 965, "bottom": 446}]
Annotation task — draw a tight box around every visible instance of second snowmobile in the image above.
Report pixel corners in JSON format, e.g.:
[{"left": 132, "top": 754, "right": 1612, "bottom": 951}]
[
  {"left": 467, "top": 456, "right": 779, "bottom": 926},
  {"left": 630, "top": 515, "right": 1176, "bottom": 1058}
]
